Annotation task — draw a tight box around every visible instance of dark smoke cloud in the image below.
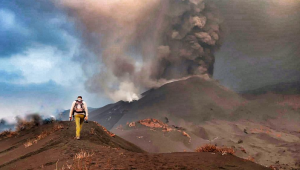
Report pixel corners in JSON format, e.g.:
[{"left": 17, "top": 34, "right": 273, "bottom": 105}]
[
  {"left": 152, "top": 0, "right": 223, "bottom": 80},
  {"left": 56, "top": 0, "right": 224, "bottom": 101}
]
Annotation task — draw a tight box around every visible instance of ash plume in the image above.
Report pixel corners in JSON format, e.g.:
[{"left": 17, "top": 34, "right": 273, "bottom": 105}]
[{"left": 56, "top": 0, "right": 224, "bottom": 102}]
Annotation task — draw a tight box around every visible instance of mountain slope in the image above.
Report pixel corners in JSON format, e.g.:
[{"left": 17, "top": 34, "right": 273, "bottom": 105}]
[
  {"left": 89, "top": 76, "right": 300, "bottom": 169},
  {"left": 89, "top": 101, "right": 131, "bottom": 130},
  {"left": 122, "top": 77, "right": 245, "bottom": 124},
  {"left": 89, "top": 76, "right": 247, "bottom": 131},
  {"left": 238, "top": 81, "right": 300, "bottom": 96},
  {"left": 0, "top": 121, "right": 144, "bottom": 170},
  {"left": 0, "top": 121, "right": 270, "bottom": 170}
]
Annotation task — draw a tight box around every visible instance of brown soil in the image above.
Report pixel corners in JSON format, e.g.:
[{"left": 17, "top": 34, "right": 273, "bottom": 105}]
[{"left": 0, "top": 121, "right": 270, "bottom": 170}]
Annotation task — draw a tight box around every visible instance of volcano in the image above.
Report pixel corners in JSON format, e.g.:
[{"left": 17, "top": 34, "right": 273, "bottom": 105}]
[
  {"left": 88, "top": 76, "right": 300, "bottom": 169},
  {"left": 90, "top": 76, "right": 246, "bottom": 129}
]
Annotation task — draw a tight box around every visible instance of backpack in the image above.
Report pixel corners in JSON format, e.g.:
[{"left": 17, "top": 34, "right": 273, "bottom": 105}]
[{"left": 72, "top": 100, "right": 85, "bottom": 116}]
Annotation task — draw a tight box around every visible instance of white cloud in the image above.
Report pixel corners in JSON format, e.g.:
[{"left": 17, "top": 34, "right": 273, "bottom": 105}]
[
  {"left": 0, "top": 10, "right": 86, "bottom": 86},
  {"left": 0, "top": 41, "right": 84, "bottom": 86}
]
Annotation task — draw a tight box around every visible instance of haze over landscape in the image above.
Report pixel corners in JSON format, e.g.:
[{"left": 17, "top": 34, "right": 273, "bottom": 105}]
[{"left": 1, "top": 0, "right": 300, "bottom": 169}]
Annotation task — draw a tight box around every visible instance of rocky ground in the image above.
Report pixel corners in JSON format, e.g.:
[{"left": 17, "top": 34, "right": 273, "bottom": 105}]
[{"left": 0, "top": 121, "right": 270, "bottom": 170}]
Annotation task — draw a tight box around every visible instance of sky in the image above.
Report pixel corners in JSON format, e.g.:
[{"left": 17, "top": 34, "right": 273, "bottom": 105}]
[
  {"left": 0, "top": 0, "right": 110, "bottom": 123},
  {"left": 1, "top": 0, "right": 300, "bottom": 123}
]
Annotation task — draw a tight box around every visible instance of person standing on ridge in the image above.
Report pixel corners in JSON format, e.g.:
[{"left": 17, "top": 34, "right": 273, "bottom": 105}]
[{"left": 69, "top": 96, "right": 88, "bottom": 140}]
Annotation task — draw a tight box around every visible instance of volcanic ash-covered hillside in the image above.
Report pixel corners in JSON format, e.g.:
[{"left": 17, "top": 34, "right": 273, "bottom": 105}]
[
  {"left": 0, "top": 121, "right": 270, "bottom": 170},
  {"left": 0, "top": 121, "right": 144, "bottom": 170},
  {"left": 90, "top": 76, "right": 247, "bottom": 130},
  {"left": 90, "top": 76, "right": 300, "bottom": 169}
]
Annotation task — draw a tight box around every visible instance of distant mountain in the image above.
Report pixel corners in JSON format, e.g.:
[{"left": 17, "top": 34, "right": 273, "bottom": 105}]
[{"left": 238, "top": 81, "right": 300, "bottom": 95}]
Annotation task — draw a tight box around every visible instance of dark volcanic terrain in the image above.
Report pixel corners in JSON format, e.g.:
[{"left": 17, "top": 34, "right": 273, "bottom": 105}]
[
  {"left": 0, "top": 121, "right": 271, "bottom": 170},
  {"left": 84, "top": 76, "right": 300, "bottom": 169}
]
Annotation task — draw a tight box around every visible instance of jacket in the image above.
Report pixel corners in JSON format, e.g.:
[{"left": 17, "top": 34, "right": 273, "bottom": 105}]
[{"left": 69, "top": 100, "right": 89, "bottom": 118}]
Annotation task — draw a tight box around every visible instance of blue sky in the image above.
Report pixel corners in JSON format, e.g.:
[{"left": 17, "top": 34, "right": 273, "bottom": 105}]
[{"left": 0, "top": 0, "right": 109, "bottom": 123}]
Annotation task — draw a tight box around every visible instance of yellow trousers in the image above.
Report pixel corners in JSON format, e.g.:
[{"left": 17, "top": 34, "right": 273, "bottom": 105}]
[{"left": 74, "top": 114, "right": 85, "bottom": 137}]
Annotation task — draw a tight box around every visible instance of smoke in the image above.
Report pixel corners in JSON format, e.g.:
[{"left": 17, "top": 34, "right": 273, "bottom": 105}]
[{"left": 56, "top": 0, "right": 224, "bottom": 102}]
